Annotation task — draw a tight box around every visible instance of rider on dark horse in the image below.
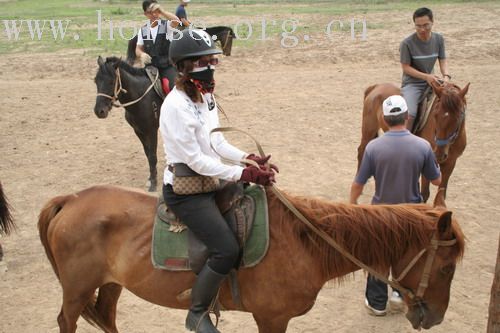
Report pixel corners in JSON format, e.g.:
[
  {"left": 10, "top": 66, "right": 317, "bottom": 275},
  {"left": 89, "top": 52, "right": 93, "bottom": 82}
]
[{"left": 135, "top": 0, "right": 180, "bottom": 95}]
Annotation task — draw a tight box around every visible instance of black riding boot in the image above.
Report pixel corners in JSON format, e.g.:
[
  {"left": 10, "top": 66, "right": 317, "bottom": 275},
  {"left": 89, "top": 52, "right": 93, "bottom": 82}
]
[{"left": 185, "top": 264, "right": 226, "bottom": 333}]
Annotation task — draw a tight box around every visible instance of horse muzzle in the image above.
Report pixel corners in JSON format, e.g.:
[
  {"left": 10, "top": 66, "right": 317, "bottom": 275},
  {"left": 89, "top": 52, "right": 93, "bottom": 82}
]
[
  {"left": 94, "top": 107, "right": 110, "bottom": 119},
  {"left": 434, "top": 146, "right": 449, "bottom": 164},
  {"left": 406, "top": 302, "right": 444, "bottom": 330}
]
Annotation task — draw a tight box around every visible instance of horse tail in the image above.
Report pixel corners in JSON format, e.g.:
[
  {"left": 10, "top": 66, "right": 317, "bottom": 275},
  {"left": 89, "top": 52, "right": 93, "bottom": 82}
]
[
  {"left": 126, "top": 34, "right": 138, "bottom": 65},
  {"left": 38, "top": 194, "right": 71, "bottom": 280},
  {"left": 0, "top": 182, "right": 15, "bottom": 236},
  {"left": 364, "top": 84, "right": 378, "bottom": 99}
]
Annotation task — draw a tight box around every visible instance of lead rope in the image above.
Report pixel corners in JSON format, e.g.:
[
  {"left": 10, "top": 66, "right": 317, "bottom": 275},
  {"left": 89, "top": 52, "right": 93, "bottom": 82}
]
[{"left": 208, "top": 127, "right": 417, "bottom": 299}]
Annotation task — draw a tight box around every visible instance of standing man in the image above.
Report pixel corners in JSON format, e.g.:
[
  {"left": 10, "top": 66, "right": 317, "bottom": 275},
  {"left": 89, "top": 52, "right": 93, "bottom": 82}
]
[
  {"left": 136, "top": 0, "right": 180, "bottom": 94},
  {"left": 400, "top": 7, "right": 451, "bottom": 132},
  {"left": 175, "top": 0, "right": 191, "bottom": 29},
  {"left": 350, "top": 95, "right": 441, "bottom": 316}
]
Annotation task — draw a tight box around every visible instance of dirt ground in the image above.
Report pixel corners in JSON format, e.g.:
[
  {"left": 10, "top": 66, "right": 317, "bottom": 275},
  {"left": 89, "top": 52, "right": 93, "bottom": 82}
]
[{"left": 1, "top": 3, "right": 500, "bottom": 332}]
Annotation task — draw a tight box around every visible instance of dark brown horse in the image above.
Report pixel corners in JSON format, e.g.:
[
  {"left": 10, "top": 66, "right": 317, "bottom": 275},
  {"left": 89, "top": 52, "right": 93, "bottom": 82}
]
[
  {"left": 38, "top": 184, "right": 465, "bottom": 332},
  {"left": 0, "top": 181, "right": 15, "bottom": 261},
  {"left": 357, "top": 81, "right": 470, "bottom": 207}
]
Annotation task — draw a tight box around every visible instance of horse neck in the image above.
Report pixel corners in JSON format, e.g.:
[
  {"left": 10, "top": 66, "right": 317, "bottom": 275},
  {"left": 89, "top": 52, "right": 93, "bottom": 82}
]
[
  {"left": 116, "top": 65, "right": 147, "bottom": 103},
  {"left": 273, "top": 196, "right": 434, "bottom": 284}
]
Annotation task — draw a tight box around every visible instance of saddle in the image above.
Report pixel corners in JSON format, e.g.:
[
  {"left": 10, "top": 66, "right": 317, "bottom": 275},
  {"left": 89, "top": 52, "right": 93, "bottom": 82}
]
[
  {"left": 152, "top": 182, "right": 269, "bottom": 274},
  {"left": 413, "top": 86, "right": 436, "bottom": 134},
  {"left": 144, "top": 66, "right": 166, "bottom": 100}
]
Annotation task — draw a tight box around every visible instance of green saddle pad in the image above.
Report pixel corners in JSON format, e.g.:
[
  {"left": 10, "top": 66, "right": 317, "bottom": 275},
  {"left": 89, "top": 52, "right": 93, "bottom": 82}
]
[{"left": 151, "top": 185, "right": 269, "bottom": 271}]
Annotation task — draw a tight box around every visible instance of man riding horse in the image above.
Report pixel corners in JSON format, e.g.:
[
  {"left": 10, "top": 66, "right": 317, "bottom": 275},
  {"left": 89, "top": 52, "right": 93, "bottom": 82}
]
[
  {"left": 400, "top": 7, "right": 451, "bottom": 132},
  {"left": 136, "top": 0, "right": 180, "bottom": 95}
]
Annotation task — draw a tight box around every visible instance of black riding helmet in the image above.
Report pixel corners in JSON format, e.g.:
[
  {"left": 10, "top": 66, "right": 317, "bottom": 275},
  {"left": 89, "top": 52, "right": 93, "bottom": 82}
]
[{"left": 169, "top": 29, "right": 222, "bottom": 66}]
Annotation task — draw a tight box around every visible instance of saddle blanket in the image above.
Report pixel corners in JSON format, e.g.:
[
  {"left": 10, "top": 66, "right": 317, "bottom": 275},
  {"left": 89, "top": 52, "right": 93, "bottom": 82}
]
[{"left": 151, "top": 185, "right": 269, "bottom": 271}]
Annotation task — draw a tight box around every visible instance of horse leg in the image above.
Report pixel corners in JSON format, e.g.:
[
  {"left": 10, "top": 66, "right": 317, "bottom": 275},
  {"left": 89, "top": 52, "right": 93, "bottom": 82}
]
[
  {"left": 57, "top": 287, "right": 96, "bottom": 333},
  {"left": 433, "top": 159, "right": 456, "bottom": 208},
  {"left": 253, "top": 314, "right": 290, "bottom": 333},
  {"left": 0, "top": 242, "right": 3, "bottom": 261},
  {"left": 94, "top": 283, "right": 123, "bottom": 333},
  {"left": 421, "top": 175, "right": 430, "bottom": 203},
  {"left": 134, "top": 129, "right": 158, "bottom": 192}
]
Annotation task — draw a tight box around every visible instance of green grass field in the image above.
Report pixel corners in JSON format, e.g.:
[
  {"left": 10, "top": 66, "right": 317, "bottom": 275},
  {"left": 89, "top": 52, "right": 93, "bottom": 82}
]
[{"left": 0, "top": 0, "right": 493, "bottom": 55}]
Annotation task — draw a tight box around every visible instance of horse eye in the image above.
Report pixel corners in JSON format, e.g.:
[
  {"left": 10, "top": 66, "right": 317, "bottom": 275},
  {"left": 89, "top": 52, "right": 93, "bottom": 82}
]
[
  {"left": 444, "top": 112, "right": 449, "bottom": 117},
  {"left": 440, "top": 264, "right": 455, "bottom": 275}
]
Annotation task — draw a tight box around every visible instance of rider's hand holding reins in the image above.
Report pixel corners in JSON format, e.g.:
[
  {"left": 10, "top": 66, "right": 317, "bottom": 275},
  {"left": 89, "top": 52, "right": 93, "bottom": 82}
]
[
  {"left": 246, "top": 154, "right": 279, "bottom": 173},
  {"left": 240, "top": 165, "right": 276, "bottom": 186}
]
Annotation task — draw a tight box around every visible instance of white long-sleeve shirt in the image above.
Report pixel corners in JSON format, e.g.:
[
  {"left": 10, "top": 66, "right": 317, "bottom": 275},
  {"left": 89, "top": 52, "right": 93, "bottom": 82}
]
[{"left": 159, "top": 87, "right": 246, "bottom": 185}]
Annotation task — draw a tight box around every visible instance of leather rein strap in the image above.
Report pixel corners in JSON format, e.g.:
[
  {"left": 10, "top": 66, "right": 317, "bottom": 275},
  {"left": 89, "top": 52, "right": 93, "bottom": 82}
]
[
  {"left": 96, "top": 67, "right": 158, "bottom": 108},
  {"left": 209, "top": 126, "right": 457, "bottom": 301}
]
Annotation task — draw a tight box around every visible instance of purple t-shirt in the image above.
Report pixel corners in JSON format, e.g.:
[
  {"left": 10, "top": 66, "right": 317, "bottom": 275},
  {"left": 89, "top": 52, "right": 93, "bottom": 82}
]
[{"left": 355, "top": 130, "right": 440, "bottom": 204}]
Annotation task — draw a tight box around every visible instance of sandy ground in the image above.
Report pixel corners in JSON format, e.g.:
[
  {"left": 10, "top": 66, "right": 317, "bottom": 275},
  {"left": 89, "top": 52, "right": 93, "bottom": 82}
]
[{"left": 1, "top": 3, "right": 500, "bottom": 332}]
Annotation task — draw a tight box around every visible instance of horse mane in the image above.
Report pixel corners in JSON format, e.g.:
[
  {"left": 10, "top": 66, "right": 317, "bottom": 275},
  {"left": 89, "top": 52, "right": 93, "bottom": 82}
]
[
  {"left": 267, "top": 190, "right": 465, "bottom": 279},
  {"left": 99, "top": 56, "right": 146, "bottom": 77},
  {"left": 440, "top": 83, "right": 466, "bottom": 114}
]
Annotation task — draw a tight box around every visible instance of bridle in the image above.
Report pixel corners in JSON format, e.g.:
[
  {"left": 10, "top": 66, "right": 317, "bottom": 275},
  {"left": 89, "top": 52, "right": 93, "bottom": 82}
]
[
  {"left": 96, "top": 67, "right": 158, "bottom": 108},
  {"left": 434, "top": 103, "right": 466, "bottom": 147},
  {"left": 392, "top": 233, "right": 456, "bottom": 300}
]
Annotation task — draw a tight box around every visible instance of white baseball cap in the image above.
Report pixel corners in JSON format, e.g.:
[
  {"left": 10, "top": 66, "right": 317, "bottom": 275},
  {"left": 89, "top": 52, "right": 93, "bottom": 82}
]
[{"left": 382, "top": 95, "right": 408, "bottom": 116}]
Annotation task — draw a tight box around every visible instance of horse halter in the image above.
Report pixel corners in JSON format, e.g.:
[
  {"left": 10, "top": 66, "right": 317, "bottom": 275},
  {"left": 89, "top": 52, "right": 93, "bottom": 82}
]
[
  {"left": 96, "top": 67, "right": 128, "bottom": 107},
  {"left": 435, "top": 105, "right": 466, "bottom": 147},
  {"left": 391, "top": 233, "right": 457, "bottom": 301},
  {"left": 96, "top": 67, "right": 158, "bottom": 108}
]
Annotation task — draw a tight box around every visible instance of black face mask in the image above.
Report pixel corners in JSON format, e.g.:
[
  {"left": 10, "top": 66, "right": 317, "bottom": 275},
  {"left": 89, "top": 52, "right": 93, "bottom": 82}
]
[
  {"left": 189, "top": 68, "right": 215, "bottom": 94},
  {"left": 189, "top": 68, "right": 214, "bottom": 83}
]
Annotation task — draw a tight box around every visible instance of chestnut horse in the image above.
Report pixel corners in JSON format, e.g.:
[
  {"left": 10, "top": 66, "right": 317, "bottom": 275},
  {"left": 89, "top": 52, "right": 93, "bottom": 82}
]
[
  {"left": 0, "top": 181, "right": 15, "bottom": 261},
  {"left": 357, "top": 81, "right": 470, "bottom": 207},
  {"left": 38, "top": 185, "right": 465, "bottom": 332}
]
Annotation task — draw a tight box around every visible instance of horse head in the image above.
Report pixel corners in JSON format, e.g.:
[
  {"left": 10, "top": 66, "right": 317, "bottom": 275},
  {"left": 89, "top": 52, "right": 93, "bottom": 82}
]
[
  {"left": 392, "top": 210, "right": 465, "bottom": 330},
  {"left": 94, "top": 56, "right": 121, "bottom": 119},
  {"left": 430, "top": 81, "right": 470, "bottom": 163}
]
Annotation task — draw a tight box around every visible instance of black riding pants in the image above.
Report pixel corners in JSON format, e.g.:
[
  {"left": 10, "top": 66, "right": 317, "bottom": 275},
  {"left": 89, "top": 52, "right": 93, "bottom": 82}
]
[{"left": 162, "top": 184, "right": 239, "bottom": 275}]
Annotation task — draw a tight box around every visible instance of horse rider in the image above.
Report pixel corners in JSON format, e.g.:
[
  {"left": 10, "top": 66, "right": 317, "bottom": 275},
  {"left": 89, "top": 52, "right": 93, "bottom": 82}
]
[
  {"left": 400, "top": 7, "right": 451, "bottom": 132},
  {"left": 159, "top": 29, "right": 278, "bottom": 333},
  {"left": 350, "top": 95, "right": 441, "bottom": 317},
  {"left": 175, "top": 0, "right": 191, "bottom": 29},
  {"left": 135, "top": 0, "right": 180, "bottom": 94}
]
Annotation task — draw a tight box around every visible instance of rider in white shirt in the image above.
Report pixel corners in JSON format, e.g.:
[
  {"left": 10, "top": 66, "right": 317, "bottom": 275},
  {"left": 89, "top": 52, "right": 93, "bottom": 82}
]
[{"left": 160, "top": 29, "right": 277, "bottom": 333}]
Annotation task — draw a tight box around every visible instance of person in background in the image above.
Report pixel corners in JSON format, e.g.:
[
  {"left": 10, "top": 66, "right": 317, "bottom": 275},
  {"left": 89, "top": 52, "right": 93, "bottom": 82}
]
[
  {"left": 350, "top": 95, "right": 441, "bottom": 316},
  {"left": 136, "top": 0, "right": 180, "bottom": 94},
  {"left": 400, "top": 7, "right": 451, "bottom": 132},
  {"left": 175, "top": 0, "right": 191, "bottom": 29}
]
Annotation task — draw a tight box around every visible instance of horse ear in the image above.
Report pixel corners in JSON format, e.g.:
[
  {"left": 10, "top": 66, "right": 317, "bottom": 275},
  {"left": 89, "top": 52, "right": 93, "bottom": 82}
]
[
  {"left": 459, "top": 82, "right": 470, "bottom": 100},
  {"left": 431, "top": 80, "right": 443, "bottom": 98},
  {"left": 437, "top": 211, "right": 453, "bottom": 237},
  {"left": 97, "top": 56, "right": 104, "bottom": 66}
]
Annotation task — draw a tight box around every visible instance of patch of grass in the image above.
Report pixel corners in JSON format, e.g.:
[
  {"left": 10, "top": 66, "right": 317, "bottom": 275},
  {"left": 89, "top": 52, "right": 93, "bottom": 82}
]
[{"left": 0, "top": 0, "right": 498, "bottom": 55}]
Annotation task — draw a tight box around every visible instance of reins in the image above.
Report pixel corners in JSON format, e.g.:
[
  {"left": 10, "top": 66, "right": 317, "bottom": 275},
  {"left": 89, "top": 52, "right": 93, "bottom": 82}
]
[
  {"left": 96, "top": 66, "right": 158, "bottom": 108},
  {"left": 435, "top": 106, "right": 466, "bottom": 147},
  {"left": 210, "top": 126, "right": 457, "bottom": 301}
]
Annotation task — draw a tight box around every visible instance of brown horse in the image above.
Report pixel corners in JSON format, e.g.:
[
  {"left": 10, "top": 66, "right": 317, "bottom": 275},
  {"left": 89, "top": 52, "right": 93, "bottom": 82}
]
[
  {"left": 357, "top": 81, "right": 470, "bottom": 207},
  {"left": 0, "top": 181, "right": 15, "bottom": 261},
  {"left": 38, "top": 185, "right": 465, "bottom": 332}
]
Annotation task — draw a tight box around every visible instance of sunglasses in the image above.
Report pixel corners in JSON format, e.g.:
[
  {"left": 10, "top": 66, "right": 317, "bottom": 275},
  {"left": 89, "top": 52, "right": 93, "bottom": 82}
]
[{"left": 193, "top": 58, "right": 219, "bottom": 67}]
